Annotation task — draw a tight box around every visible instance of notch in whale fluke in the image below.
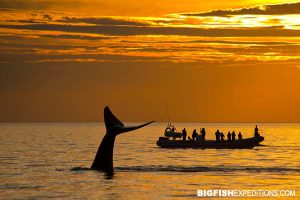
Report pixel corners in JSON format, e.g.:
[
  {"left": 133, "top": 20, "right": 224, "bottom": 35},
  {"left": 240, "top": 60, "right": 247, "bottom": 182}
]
[{"left": 91, "top": 106, "right": 154, "bottom": 172}]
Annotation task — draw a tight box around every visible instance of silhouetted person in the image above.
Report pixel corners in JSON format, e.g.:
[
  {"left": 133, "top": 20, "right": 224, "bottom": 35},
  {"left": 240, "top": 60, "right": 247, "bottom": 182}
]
[
  {"left": 192, "top": 129, "right": 198, "bottom": 141},
  {"left": 220, "top": 132, "right": 225, "bottom": 141},
  {"left": 238, "top": 132, "right": 242, "bottom": 140},
  {"left": 232, "top": 131, "right": 236, "bottom": 141},
  {"left": 227, "top": 131, "right": 231, "bottom": 141},
  {"left": 254, "top": 125, "right": 260, "bottom": 137},
  {"left": 215, "top": 130, "right": 220, "bottom": 141},
  {"left": 201, "top": 128, "right": 206, "bottom": 141},
  {"left": 182, "top": 128, "right": 187, "bottom": 141}
]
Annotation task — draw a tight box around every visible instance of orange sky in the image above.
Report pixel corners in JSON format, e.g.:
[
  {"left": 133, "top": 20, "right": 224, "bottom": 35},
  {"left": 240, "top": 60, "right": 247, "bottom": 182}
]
[
  {"left": 0, "top": 0, "right": 297, "bottom": 16},
  {"left": 0, "top": 1, "right": 300, "bottom": 122}
]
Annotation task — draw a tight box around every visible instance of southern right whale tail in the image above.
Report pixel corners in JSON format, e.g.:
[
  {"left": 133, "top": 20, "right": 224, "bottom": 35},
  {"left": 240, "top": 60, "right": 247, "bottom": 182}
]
[
  {"left": 104, "top": 106, "right": 154, "bottom": 135},
  {"left": 91, "top": 106, "right": 154, "bottom": 172}
]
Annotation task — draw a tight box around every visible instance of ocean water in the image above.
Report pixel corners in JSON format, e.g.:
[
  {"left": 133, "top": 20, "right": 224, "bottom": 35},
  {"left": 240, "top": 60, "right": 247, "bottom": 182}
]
[{"left": 0, "top": 123, "right": 299, "bottom": 199}]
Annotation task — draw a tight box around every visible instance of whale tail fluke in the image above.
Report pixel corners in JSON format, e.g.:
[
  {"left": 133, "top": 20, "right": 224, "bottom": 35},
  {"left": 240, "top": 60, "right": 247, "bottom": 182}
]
[
  {"left": 91, "top": 106, "right": 154, "bottom": 171},
  {"left": 104, "top": 106, "right": 154, "bottom": 135}
]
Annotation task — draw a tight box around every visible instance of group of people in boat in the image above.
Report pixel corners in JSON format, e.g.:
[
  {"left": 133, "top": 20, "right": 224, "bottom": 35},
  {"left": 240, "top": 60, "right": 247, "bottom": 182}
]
[
  {"left": 180, "top": 125, "right": 261, "bottom": 142},
  {"left": 214, "top": 130, "right": 242, "bottom": 141}
]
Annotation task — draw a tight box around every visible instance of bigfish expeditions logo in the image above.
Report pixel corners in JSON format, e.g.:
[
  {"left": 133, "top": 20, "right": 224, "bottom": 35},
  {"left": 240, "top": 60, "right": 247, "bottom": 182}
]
[{"left": 197, "top": 189, "right": 296, "bottom": 197}]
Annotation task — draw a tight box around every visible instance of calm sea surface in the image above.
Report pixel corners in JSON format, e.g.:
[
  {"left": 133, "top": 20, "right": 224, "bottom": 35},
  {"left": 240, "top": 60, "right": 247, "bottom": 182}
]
[{"left": 1, "top": 123, "right": 299, "bottom": 199}]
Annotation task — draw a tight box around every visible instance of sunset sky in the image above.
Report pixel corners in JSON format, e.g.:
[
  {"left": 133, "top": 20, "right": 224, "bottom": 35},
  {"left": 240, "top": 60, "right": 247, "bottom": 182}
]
[{"left": 0, "top": 1, "right": 300, "bottom": 122}]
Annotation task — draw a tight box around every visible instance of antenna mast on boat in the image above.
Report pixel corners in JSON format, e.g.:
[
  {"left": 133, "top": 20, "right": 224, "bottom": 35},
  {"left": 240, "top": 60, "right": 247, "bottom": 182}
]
[{"left": 166, "top": 103, "right": 170, "bottom": 126}]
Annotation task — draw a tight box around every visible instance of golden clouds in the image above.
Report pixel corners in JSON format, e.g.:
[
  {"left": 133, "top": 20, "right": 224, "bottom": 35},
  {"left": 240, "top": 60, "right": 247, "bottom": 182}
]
[
  {"left": 0, "top": 2, "right": 300, "bottom": 122},
  {"left": 0, "top": 0, "right": 298, "bottom": 16},
  {"left": 0, "top": 2, "right": 300, "bottom": 65}
]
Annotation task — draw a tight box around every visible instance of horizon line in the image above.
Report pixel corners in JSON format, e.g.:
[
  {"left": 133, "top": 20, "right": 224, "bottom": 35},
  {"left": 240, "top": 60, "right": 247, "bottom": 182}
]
[{"left": 1, "top": 121, "right": 300, "bottom": 124}]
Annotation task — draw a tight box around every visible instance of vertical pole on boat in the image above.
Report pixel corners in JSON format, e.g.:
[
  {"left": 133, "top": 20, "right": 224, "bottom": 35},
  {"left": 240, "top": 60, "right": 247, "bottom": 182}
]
[{"left": 166, "top": 103, "right": 170, "bottom": 126}]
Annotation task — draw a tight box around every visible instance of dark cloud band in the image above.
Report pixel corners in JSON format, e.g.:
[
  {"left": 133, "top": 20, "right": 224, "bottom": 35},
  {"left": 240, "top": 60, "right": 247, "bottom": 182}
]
[
  {"left": 58, "top": 17, "right": 150, "bottom": 26},
  {"left": 1, "top": 24, "right": 300, "bottom": 37},
  {"left": 182, "top": 2, "right": 300, "bottom": 17}
]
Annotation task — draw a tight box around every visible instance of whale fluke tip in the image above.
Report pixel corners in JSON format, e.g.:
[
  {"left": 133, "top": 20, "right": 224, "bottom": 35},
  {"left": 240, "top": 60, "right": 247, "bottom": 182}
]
[{"left": 104, "top": 106, "right": 124, "bottom": 132}]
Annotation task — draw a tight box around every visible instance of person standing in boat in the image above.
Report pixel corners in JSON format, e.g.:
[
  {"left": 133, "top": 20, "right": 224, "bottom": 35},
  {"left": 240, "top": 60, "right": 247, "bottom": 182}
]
[
  {"left": 201, "top": 128, "right": 206, "bottom": 141},
  {"left": 220, "top": 132, "right": 225, "bottom": 141},
  {"left": 171, "top": 127, "right": 175, "bottom": 132},
  {"left": 192, "top": 129, "right": 198, "bottom": 141},
  {"left": 238, "top": 132, "right": 242, "bottom": 140},
  {"left": 215, "top": 130, "right": 221, "bottom": 141},
  {"left": 227, "top": 131, "right": 231, "bottom": 141},
  {"left": 254, "top": 125, "right": 260, "bottom": 137},
  {"left": 182, "top": 128, "right": 187, "bottom": 141},
  {"left": 232, "top": 131, "right": 236, "bottom": 141}
]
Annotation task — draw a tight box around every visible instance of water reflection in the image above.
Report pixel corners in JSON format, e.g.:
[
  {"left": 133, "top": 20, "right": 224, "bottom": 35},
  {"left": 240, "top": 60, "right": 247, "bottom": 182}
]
[{"left": 0, "top": 123, "right": 299, "bottom": 199}]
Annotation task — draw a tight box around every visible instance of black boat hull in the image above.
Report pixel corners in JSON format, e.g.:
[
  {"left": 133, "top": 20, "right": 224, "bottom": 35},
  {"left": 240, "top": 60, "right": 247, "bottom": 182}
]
[{"left": 156, "top": 136, "right": 264, "bottom": 149}]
